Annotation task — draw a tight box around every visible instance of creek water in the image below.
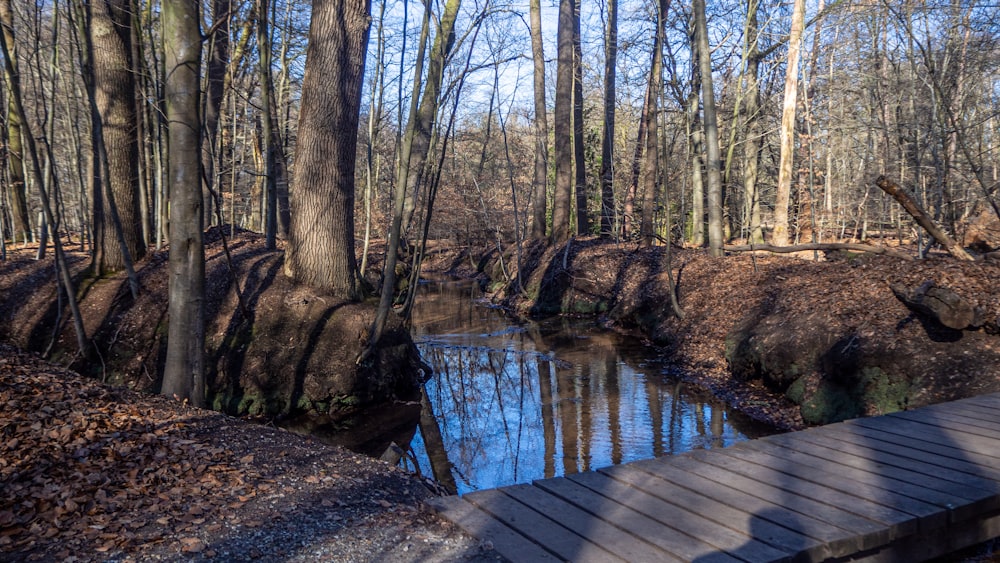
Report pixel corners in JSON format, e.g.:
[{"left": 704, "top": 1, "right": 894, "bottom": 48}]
[{"left": 401, "top": 278, "right": 774, "bottom": 495}]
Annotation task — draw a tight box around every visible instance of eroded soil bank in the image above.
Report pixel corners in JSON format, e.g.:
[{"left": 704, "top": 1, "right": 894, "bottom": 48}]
[
  {"left": 423, "top": 238, "right": 1000, "bottom": 429},
  {"left": 0, "top": 229, "right": 425, "bottom": 423}
]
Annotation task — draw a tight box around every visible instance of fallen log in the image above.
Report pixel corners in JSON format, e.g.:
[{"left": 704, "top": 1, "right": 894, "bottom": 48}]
[
  {"left": 723, "top": 242, "right": 914, "bottom": 260},
  {"left": 875, "top": 176, "right": 975, "bottom": 261}
]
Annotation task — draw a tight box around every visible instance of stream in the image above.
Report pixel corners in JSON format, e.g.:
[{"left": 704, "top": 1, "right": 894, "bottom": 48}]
[{"left": 401, "top": 278, "right": 774, "bottom": 494}]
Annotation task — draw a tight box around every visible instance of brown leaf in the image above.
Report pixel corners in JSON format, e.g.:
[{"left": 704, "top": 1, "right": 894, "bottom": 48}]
[{"left": 179, "top": 537, "right": 206, "bottom": 553}]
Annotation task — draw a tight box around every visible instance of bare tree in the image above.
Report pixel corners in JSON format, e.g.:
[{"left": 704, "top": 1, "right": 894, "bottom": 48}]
[
  {"left": 773, "top": 0, "right": 806, "bottom": 247},
  {"left": 550, "top": 0, "right": 575, "bottom": 243},
  {"left": 598, "top": 0, "right": 617, "bottom": 238},
  {"left": 694, "top": 0, "right": 724, "bottom": 256},
  {"left": 529, "top": 0, "right": 548, "bottom": 239}
]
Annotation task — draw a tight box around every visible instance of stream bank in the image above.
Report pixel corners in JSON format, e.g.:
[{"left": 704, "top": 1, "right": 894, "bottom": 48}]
[
  {"left": 0, "top": 229, "right": 426, "bottom": 423},
  {"left": 422, "top": 238, "right": 1000, "bottom": 429}
]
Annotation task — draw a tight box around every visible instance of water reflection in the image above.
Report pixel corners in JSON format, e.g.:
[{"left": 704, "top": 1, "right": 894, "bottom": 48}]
[{"left": 405, "top": 279, "right": 774, "bottom": 495}]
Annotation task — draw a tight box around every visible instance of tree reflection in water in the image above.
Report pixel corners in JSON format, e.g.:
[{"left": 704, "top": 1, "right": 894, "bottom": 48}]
[{"left": 405, "top": 279, "right": 773, "bottom": 495}]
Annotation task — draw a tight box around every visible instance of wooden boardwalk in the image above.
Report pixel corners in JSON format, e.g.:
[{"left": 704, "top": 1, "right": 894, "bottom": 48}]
[{"left": 428, "top": 392, "right": 1000, "bottom": 562}]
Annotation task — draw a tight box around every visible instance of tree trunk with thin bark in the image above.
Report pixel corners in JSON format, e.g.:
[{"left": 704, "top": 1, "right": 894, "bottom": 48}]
[
  {"left": 161, "top": 0, "right": 206, "bottom": 407},
  {"left": 572, "top": 1, "right": 587, "bottom": 235},
  {"left": 598, "top": 0, "right": 617, "bottom": 238},
  {"left": 529, "top": 0, "right": 548, "bottom": 240},
  {"left": 694, "top": 0, "right": 724, "bottom": 256},
  {"left": 551, "top": 0, "right": 575, "bottom": 244}
]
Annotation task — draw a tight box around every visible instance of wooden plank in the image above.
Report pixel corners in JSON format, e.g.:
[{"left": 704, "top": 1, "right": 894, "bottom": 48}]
[
  {"left": 823, "top": 422, "right": 1000, "bottom": 484},
  {"left": 850, "top": 416, "right": 1000, "bottom": 461},
  {"left": 695, "top": 449, "right": 916, "bottom": 539},
  {"left": 500, "top": 484, "right": 675, "bottom": 563},
  {"left": 895, "top": 406, "right": 1000, "bottom": 433},
  {"left": 962, "top": 393, "right": 1000, "bottom": 410},
  {"left": 922, "top": 398, "right": 1000, "bottom": 423},
  {"left": 889, "top": 409, "right": 1000, "bottom": 440},
  {"left": 786, "top": 425, "right": 1000, "bottom": 495},
  {"left": 605, "top": 462, "right": 842, "bottom": 559},
  {"left": 426, "top": 496, "right": 560, "bottom": 561},
  {"left": 463, "top": 488, "right": 624, "bottom": 562},
  {"left": 550, "top": 472, "right": 794, "bottom": 562},
  {"left": 722, "top": 443, "right": 948, "bottom": 530},
  {"left": 639, "top": 454, "right": 878, "bottom": 555},
  {"left": 584, "top": 466, "right": 829, "bottom": 561},
  {"left": 533, "top": 477, "right": 744, "bottom": 563},
  {"left": 758, "top": 432, "right": 998, "bottom": 522},
  {"left": 941, "top": 402, "right": 1000, "bottom": 424}
]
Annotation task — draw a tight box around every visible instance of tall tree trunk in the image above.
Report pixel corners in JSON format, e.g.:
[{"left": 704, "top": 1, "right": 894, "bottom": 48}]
[
  {"left": 550, "top": 0, "right": 574, "bottom": 243},
  {"left": 640, "top": 0, "right": 667, "bottom": 247},
  {"left": 598, "top": 0, "right": 617, "bottom": 238},
  {"left": 773, "top": 0, "right": 806, "bottom": 247},
  {"left": 694, "top": 0, "right": 724, "bottom": 256},
  {"left": 161, "top": 0, "right": 206, "bottom": 407},
  {"left": 529, "top": 0, "right": 548, "bottom": 239},
  {"left": 686, "top": 17, "right": 705, "bottom": 246},
  {"left": 572, "top": 0, "right": 587, "bottom": 235},
  {"left": 202, "top": 0, "right": 230, "bottom": 228},
  {"left": 88, "top": 0, "right": 146, "bottom": 274},
  {"left": 286, "top": 0, "right": 370, "bottom": 299},
  {"left": 741, "top": 0, "right": 763, "bottom": 243},
  {"left": 0, "top": 0, "right": 29, "bottom": 245},
  {"left": 257, "top": 0, "right": 278, "bottom": 249}
]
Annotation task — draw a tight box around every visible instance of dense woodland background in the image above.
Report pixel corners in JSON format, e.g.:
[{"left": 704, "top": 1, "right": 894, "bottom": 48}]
[{"left": 0, "top": 0, "right": 998, "bottom": 402}]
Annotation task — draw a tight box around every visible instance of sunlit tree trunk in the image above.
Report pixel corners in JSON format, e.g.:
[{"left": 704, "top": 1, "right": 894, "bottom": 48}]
[
  {"left": 550, "top": 0, "right": 575, "bottom": 243},
  {"left": 598, "top": 0, "right": 617, "bottom": 238},
  {"left": 639, "top": 0, "right": 666, "bottom": 247},
  {"left": 161, "top": 0, "right": 205, "bottom": 407},
  {"left": 572, "top": 0, "right": 588, "bottom": 235},
  {"left": 694, "top": 0, "right": 724, "bottom": 256},
  {"left": 686, "top": 15, "right": 705, "bottom": 246},
  {"left": 529, "top": 0, "right": 548, "bottom": 239},
  {"left": 773, "top": 0, "right": 806, "bottom": 247},
  {"left": 286, "top": 0, "right": 370, "bottom": 299},
  {"left": 740, "top": 0, "right": 763, "bottom": 243}
]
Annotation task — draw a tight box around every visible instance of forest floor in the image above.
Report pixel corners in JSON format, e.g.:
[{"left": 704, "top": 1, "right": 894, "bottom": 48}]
[
  {"left": 3, "top": 233, "right": 1000, "bottom": 561},
  {"left": 0, "top": 344, "right": 501, "bottom": 562}
]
